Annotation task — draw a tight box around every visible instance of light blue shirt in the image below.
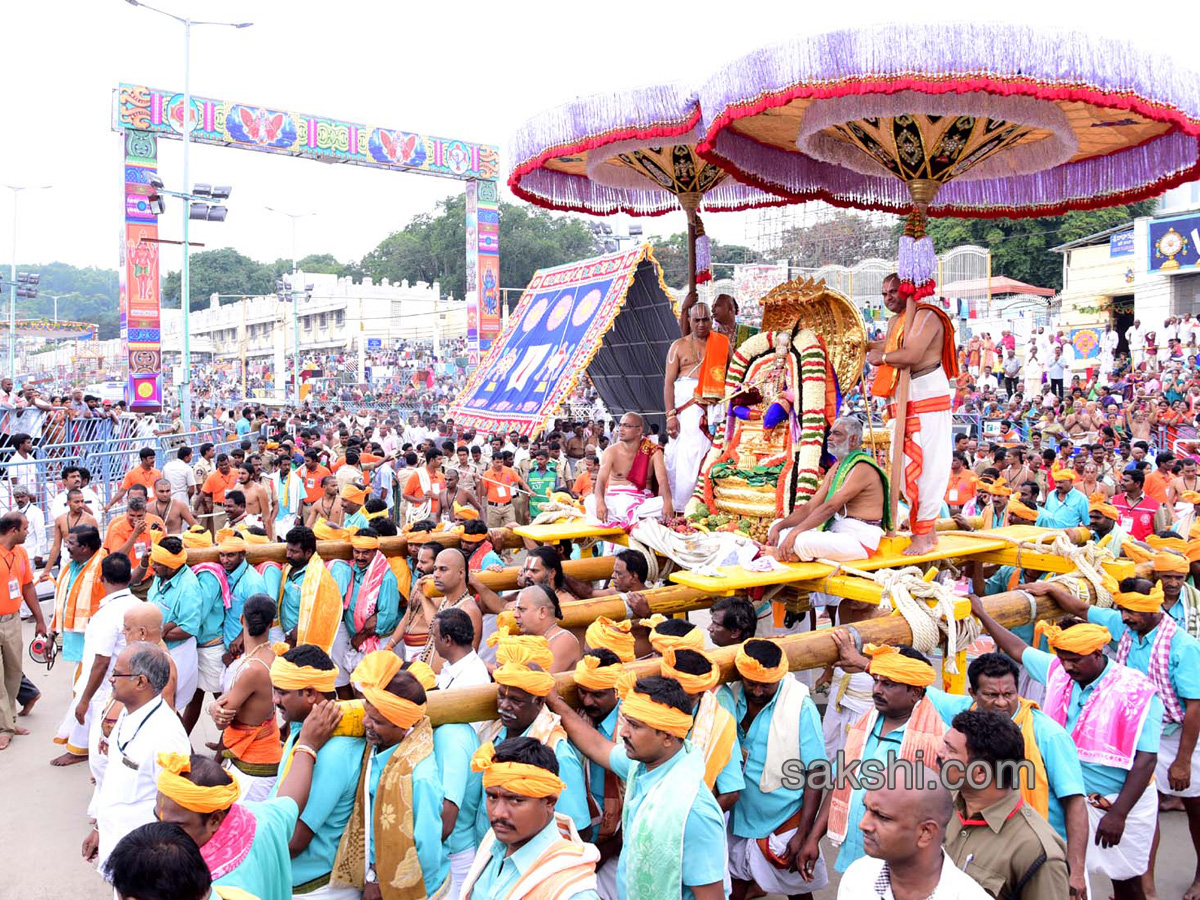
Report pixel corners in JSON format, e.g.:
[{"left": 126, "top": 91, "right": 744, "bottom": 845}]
[
  {"left": 475, "top": 723, "right": 589, "bottom": 842},
  {"left": 924, "top": 689, "right": 1085, "bottom": 840},
  {"left": 984, "top": 567, "right": 1051, "bottom": 649},
  {"left": 473, "top": 549, "right": 504, "bottom": 571},
  {"left": 1022, "top": 647, "right": 1163, "bottom": 796},
  {"left": 194, "top": 568, "right": 228, "bottom": 646},
  {"left": 1086, "top": 606, "right": 1200, "bottom": 737},
  {"left": 470, "top": 817, "right": 600, "bottom": 900},
  {"left": 1041, "top": 488, "right": 1089, "bottom": 528},
  {"left": 271, "top": 724, "right": 364, "bottom": 886},
  {"left": 150, "top": 566, "right": 203, "bottom": 649},
  {"left": 608, "top": 744, "right": 727, "bottom": 900},
  {"left": 221, "top": 560, "right": 268, "bottom": 648},
  {"left": 236, "top": 418, "right": 251, "bottom": 436},
  {"left": 434, "top": 723, "right": 482, "bottom": 855},
  {"left": 367, "top": 743, "right": 449, "bottom": 897},
  {"left": 61, "top": 560, "right": 87, "bottom": 662},
  {"left": 214, "top": 797, "right": 299, "bottom": 900},
  {"left": 833, "top": 715, "right": 906, "bottom": 872},
  {"left": 344, "top": 509, "right": 370, "bottom": 530},
  {"left": 584, "top": 703, "right": 621, "bottom": 825},
  {"left": 329, "top": 559, "right": 401, "bottom": 639},
  {"left": 278, "top": 563, "right": 309, "bottom": 634},
  {"left": 717, "top": 683, "right": 822, "bottom": 838}
]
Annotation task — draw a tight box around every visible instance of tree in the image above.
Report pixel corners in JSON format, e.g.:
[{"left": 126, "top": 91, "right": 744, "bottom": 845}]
[
  {"left": 922, "top": 200, "right": 1160, "bottom": 292},
  {"left": 161, "top": 248, "right": 277, "bottom": 310},
  {"left": 348, "top": 194, "right": 602, "bottom": 299},
  {"left": 648, "top": 233, "right": 763, "bottom": 290},
  {"left": 0, "top": 261, "right": 121, "bottom": 339}
]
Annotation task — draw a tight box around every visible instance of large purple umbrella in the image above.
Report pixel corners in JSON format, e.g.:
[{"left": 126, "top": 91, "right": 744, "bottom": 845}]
[{"left": 509, "top": 84, "right": 788, "bottom": 297}]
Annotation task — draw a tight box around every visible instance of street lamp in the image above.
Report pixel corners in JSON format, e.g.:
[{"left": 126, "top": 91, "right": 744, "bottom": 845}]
[
  {"left": 2, "top": 183, "right": 51, "bottom": 380},
  {"left": 125, "top": 0, "right": 252, "bottom": 430},
  {"left": 265, "top": 206, "right": 316, "bottom": 403}
]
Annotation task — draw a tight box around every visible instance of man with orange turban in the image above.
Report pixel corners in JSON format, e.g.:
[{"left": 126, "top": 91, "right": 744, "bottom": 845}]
[
  {"left": 475, "top": 636, "right": 589, "bottom": 840},
  {"left": 145, "top": 535, "right": 203, "bottom": 717},
  {"left": 970, "top": 590, "right": 1166, "bottom": 893},
  {"left": 1147, "top": 536, "right": 1200, "bottom": 638},
  {"left": 660, "top": 648, "right": 742, "bottom": 805},
  {"left": 548, "top": 673, "right": 727, "bottom": 900},
  {"left": 1087, "top": 493, "right": 1137, "bottom": 559},
  {"left": 800, "top": 643, "right": 944, "bottom": 876},
  {"left": 1041, "top": 468, "right": 1089, "bottom": 528},
  {"left": 338, "top": 483, "right": 371, "bottom": 530},
  {"left": 462, "top": 737, "right": 601, "bottom": 900},
  {"left": 954, "top": 475, "right": 1013, "bottom": 531},
  {"left": 717, "top": 639, "right": 828, "bottom": 897},
  {"left": 331, "top": 651, "right": 450, "bottom": 900}
]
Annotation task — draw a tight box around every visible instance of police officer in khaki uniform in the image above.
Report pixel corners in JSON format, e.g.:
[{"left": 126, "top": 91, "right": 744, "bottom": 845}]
[{"left": 940, "top": 709, "right": 1071, "bottom": 900}]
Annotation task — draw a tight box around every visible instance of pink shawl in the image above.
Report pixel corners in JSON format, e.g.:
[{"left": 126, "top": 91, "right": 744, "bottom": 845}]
[
  {"left": 346, "top": 552, "right": 390, "bottom": 654},
  {"left": 1044, "top": 657, "right": 1157, "bottom": 770},
  {"left": 193, "top": 562, "right": 233, "bottom": 610},
  {"left": 200, "top": 802, "right": 256, "bottom": 880}
]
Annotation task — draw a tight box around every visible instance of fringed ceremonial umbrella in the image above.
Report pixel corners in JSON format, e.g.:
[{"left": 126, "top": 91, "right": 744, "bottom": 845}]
[
  {"left": 509, "top": 83, "right": 788, "bottom": 298},
  {"left": 694, "top": 23, "right": 1200, "bottom": 530}
]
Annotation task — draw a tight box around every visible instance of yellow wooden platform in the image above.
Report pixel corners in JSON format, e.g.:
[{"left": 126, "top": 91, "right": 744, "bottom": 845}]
[{"left": 513, "top": 522, "right": 628, "bottom": 544}]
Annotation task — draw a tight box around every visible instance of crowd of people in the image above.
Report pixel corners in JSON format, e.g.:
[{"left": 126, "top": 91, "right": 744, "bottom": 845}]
[{"left": 4, "top": 276, "right": 1200, "bottom": 900}]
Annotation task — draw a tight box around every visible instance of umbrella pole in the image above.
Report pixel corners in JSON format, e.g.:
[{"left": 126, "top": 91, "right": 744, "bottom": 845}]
[{"left": 680, "top": 192, "right": 700, "bottom": 300}]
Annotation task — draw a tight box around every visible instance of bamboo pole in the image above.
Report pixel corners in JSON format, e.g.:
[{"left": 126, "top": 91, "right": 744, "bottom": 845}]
[
  {"left": 427, "top": 589, "right": 1066, "bottom": 725},
  {"left": 183, "top": 528, "right": 526, "bottom": 565},
  {"left": 427, "top": 557, "right": 616, "bottom": 598},
  {"left": 559, "top": 585, "right": 713, "bottom": 630}
]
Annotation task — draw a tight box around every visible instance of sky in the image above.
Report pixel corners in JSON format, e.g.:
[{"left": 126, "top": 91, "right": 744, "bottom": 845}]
[{"left": 2, "top": 1, "right": 1199, "bottom": 286}]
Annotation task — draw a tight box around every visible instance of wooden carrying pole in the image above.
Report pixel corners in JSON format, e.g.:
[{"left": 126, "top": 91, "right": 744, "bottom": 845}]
[
  {"left": 427, "top": 589, "right": 1067, "bottom": 725},
  {"left": 183, "top": 528, "right": 525, "bottom": 565}
]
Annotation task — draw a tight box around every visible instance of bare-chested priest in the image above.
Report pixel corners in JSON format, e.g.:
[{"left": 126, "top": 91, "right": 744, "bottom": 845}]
[
  {"left": 766, "top": 416, "right": 890, "bottom": 562},
  {"left": 586, "top": 412, "right": 673, "bottom": 525},
  {"left": 865, "top": 273, "right": 958, "bottom": 555}
]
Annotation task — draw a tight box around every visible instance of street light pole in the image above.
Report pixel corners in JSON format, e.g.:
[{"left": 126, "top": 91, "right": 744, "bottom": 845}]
[
  {"left": 3, "top": 183, "right": 51, "bottom": 382},
  {"left": 265, "top": 207, "right": 315, "bottom": 404}
]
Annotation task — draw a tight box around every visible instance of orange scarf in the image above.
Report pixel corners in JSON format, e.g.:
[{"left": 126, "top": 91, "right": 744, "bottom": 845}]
[
  {"left": 871, "top": 304, "right": 959, "bottom": 399},
  {"left": 1007, "top": 699, "right": 1050, "bottom": 820},
  {"left": 694, "top": 331, "right": 729, "bottom": 401},
  {"left": 51, "top": 550, "right": 107, "bottom": 634},
  {"left": 689, "top": 691, "right": 737, "bottom": 790}
]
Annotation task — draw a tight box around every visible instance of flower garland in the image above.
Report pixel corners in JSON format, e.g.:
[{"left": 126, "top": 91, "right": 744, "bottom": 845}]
[{"left": 793, "top": 328, "right": 827, "bottom": 506}]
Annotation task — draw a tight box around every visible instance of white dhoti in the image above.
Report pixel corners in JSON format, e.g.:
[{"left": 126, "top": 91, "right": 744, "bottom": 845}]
[
  {"left": 664, "top": 377, "right": 711, "bottom": 511},
  {"left": 1085, "top": 779, "right": 1157, "bottom": 881},
  {"left": 595, "top": 857, "right": 619, "bottom": 900},
  {"left": 728, "top": 831, "right": 829, "bottom": 895},
  {"left": 54, "top": 663, "right": 91, "bottom": 755},
  {"left": 293, "top": 884, "right": 362, "bottom": 900},
  {"left": 823, "top": 668, "right": 875, "bottom": 759},
  {"left": 168, "top": 637, "right": 198, "bottom": 712},
  {"left": 223, "top": 758, "right": 278, "bottom": 803},
  {"left": 196, "top": 642, "right": 227, "bottom": 693},
  {"left": 893, "top": 368, "right": 953, "bottom": 536},
  {"left": 1155, "top": 729, "right": 1200, "bottom": 797},
  {"left": 775, "top": 513, "right": 884, "bottom": 562},
  {"left": 329, "top": 624, "right": 353, "bottom": 687},
  {"left": 585, "top": 484, "right": 662, "bottom": 525},
  {"left": 446, "top": 848, "right": 475, "bottom": 900}
]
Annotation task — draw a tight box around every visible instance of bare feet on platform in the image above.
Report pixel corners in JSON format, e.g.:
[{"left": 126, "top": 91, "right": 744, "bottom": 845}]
[
  {"left": 903, "top": 532, "right": 938, "bottom": 556},
  {"left": 19, "top": 693, "right": 38, "bottom": 716},
  {"left": 50, "top": 751, "right": 88, "bottom": 767}
]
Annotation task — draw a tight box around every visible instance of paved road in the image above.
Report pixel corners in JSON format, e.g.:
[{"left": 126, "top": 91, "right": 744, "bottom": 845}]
[{"left": 5, "top": 614, "right": 1197, "bottom": 899}]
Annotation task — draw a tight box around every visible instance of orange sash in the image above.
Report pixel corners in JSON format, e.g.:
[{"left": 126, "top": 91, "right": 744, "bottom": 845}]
[
  {"left": 221, "top": 718, "right": 283, "bottom": 766},
  {"left": 51, "top": 550, "right": 107, "bottom": 634},
  {"left": 694, "top": 331, "right": 729, "bottom": 401},
  {"left": 871, "top": 304, "right": 959, "bottom": 399}
]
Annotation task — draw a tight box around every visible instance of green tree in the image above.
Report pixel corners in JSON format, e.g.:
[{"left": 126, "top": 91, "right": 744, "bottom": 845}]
[
  {"left": 648, "top": 233, "right": 763, "bottom": 290},
  {"left": 0, "top": 261, "right": 121, "bottom": 339},
  {"left": 161, "top": 248, "right": 277, "bottom": 310},
  {"left": 922, "top": 200, "right": 1159, "bottom": 291}
]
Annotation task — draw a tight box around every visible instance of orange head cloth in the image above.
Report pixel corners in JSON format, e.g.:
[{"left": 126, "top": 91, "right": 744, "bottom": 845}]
[
  {"left": 1052, "top": 469, "right": 1076, "bottom": 483},
  {"left": 339, "top": 483, "right": 368, "bottom": 505},
  {"left": 734, "top": 642, "right": 790, "bottom": 683},
  {"left": 270, "top": 652, "right": 339, "bottom": 693},
  {"left": 660, "top": 647, "right": 720, "bottom": 693},
  {"left": 495, "top": 610, "right": 520, "bottom": 634},
  {"left": 314, "top": 519, "right": 358, "bottom": 541},
  {"left": 404, "top": 660, "right": 437, "bottom": 691},
  {"left": 492, "top": 638, "right": 556, "bottom": 697},
  {"left": 1006, "top": 499, "right": 1038, "bottom": 522},
  {"left": 1033, "top": 621, "right": 1112, "bottom": 656},
  {"left": 350, "top": 534, "right": 380, "bottom": 551},
  {"left": 150, "top": 543, "right": 188, "bottom": 570},
  {"left": 216, "top": 528, "right": 235, "bottom": 544},
  {"left": 977, "top": 477, "right": 1012, "bottom": 497},
  {"left": 615, "top": 671, "right": 693, "bottom": 738},
  {"left": 585, "top": 616, "right": 635, "bottom": 663},
  {"left": 642, "top": 614, "right": 705, "bottom": 655},
  {"left": 1153, "top": 551, "right": 1190, "bottom": 575},
  {"left": 156, "top": 753, "right": 240, "bottom": 813},
  {"left": 573, "top": 655, "right": 623, "bottom": 691},
  {"left": 865, "top": 644, "right": 936, "bottom": 687},
  {"left": 1089, "top": 496, "right": 1120, "bottom": 521},
  {"left": 1147, "top": 535, "right": 1188, "bottom": 554},
  {"left": 471, "top": 741, "right": 565, "bottom": 798},
  {"left": 241, "top": 531, "right": 270, "bottom": 545},
  {"left": 217, "top": 535, "right": 247, "bottom": 554},
  {"left": 1183, "top": 491, "right": 1200, "bottom": 505},
  {"left": 182, "top": 526, "right": 213, "bottom": 549},
  {"left": 364, "top": 507, "right": 388, "bottom": 521},
  {"left": 453, "top": 502, "right": 480, "bottom": 521},
  {"left": 1113, "top": 580, "right": 1166, "bottom": 612},
  {"left": 351, "top": 650, "right": 426, "bottom": 728}
]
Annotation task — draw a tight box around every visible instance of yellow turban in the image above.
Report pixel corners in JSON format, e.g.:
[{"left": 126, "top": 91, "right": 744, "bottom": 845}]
[
  {"left": 453, "top": 502, "right": 480, "bottom": 521},
  {"left": 492, "top": 635, "right": 556, "bottom": 696},
  {"left": 156, "top": 753, "right": 239, "bottom": 813},
  {"left": 734, "top": 642, "right": 790, "bottom": 684},
  {"left": 270, "top": 652, "right": 339, "bottom": 693},
  {"left": 364, "top": 507, "right": 388, "bottom": 521},
  {"left": 977, "top": 477, "right": 1012, "bottom": 497},
  {"left": 340, "top": 484, "right": 368, "bottom": 504},
  {"left": 314, "top": 519, "right": 358, "bottom": 541},
  {"left": 1052, "top": 470, "right": 1077, "bottom": 483},
  {"left": 489, "top": 630, "right": 554, "bottom": 670},
  {"left": 1153, "top": 552, "right": 1190, "bottom": 575},
  {"left": 1114, "top": 580, "right": 1166, "bottom": 612},
  {"left": 150, "top": 543, "right": 188, "bottom": 570},
  {"left": 1183, "top": 490, "right": 1200, "bottom": 505},
  {"left": 471, "top": 741, "right": 565, "bottom": 798},
  {"left": 217, "top": 535, "right": 247, "bottom": 553},
  {"left": 351, "top": 651, "right": 426, "bottom": 728},
  {"left": 616, "top": 671, "right": 692, "bottom": 738},
  {"left": 241, "top": 532, "right": 270, "bottom": 545},
  {"left": 266, "top": 441, "right": 280, "bottom": 450},
  {"left": 643, "top": 615, "right": 705, "bottom": 655},
  {"left": 350, "top": 535, "right": 380, "bottom": 551},
  {"left": 1147, "top": 535, "right": 1188, "bottom": 554},
  {"left": 865, "top": 644, "right": 936, "bottom": 687},
  {"left": 495, "top": 610, "right": 520, "bottom": 634},
  {"left": 216, "top": 528, "right": 235, "bottom": 544},
  {"left": 404, "top": 660, "right": 437, "bottom": 691},
  {"left": 661, "top": 647, "right": 720, "bottom": 693},
  {"left": 1007, "top": 499, "right": 1038, "bottom": 522},
  {"left": 573, "top": 655, "right": 623, "bottom": 691},
  {"left": 182, "top": 526, "right": 213, "bottom": 549},
  {"left": 1034, "top": 621, "right": 1112, "bottom": 655},
  {"left": 585, "top": 616, "right": 635, "bottom": 663},
  {"left": 1089, "top": 498, "right": 1120, "bottom": 521}
]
